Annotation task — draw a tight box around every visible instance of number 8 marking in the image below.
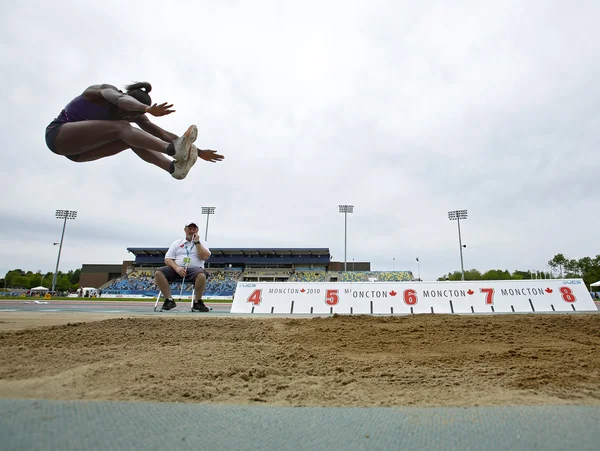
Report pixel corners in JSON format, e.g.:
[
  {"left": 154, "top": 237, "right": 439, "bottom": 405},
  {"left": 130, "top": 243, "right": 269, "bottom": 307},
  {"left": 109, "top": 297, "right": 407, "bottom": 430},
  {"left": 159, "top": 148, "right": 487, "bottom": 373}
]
[{"left": 559, "top": 287, "right": 576, "bottom": 303}]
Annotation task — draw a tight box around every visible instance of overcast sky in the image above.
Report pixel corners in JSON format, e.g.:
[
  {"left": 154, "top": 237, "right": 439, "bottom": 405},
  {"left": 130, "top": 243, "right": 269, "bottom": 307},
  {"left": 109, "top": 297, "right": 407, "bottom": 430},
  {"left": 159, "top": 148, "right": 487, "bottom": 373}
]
[{"left": 0, "top": 0, "right": 598, "bottom": 282}]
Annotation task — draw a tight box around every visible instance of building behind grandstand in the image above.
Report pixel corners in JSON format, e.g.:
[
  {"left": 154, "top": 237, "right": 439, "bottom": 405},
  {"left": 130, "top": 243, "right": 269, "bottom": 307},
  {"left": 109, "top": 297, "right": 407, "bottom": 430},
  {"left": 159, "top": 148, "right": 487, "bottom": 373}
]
[{"left": 80, "top": 247, "right": 414, "bottom": 298}]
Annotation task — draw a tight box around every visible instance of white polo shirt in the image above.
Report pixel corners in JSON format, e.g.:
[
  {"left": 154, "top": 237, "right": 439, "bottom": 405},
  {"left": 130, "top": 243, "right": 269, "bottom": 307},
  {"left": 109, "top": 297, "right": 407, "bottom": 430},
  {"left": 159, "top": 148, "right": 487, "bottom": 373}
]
[{"left": 165, "top": 238, "right": 210, "bottom": 268}]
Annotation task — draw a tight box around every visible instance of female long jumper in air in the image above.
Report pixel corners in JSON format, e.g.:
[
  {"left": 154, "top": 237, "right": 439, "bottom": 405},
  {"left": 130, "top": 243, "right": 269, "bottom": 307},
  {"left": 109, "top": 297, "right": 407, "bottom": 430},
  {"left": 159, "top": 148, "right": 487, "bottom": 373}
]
[{"left": 45, "top": 82, "right": 224, "bottom": 180}]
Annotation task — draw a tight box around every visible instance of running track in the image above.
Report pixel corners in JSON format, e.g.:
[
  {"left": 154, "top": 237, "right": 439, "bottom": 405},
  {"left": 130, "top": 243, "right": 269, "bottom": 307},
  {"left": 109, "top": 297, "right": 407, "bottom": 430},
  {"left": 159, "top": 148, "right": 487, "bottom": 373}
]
[{"left": 0, "top": 299, "right": 233, "bottom": 315}]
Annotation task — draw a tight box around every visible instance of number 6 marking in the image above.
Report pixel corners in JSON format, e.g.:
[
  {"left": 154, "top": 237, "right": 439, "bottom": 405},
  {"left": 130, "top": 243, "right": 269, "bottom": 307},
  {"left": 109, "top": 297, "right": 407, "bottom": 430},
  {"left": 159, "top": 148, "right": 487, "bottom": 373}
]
[{"left": 403, "top": 289, "right": 418, "bottom": 305}]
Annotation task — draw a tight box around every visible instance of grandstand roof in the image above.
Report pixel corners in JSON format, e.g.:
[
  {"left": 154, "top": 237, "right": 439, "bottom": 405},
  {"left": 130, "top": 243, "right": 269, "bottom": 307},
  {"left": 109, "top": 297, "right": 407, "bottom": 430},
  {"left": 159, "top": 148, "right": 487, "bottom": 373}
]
[
  {"left": 127, "top": 247, "right": 330, "bottom": 257},
  {"left": 127, "top": 248, "right": 166, "bottom": 257}
]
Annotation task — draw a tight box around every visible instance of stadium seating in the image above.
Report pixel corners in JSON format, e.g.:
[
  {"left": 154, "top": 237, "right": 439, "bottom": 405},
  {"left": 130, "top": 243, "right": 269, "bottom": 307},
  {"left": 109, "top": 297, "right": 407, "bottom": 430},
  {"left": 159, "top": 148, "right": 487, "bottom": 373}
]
[
  {"left": 100, "top": 267, "right": 413, "bottom": 297},
  {"left": 340, "top": 271, "right": 413, "bottom": 282},
  {"left": 288, "top": 270, "right": 326, "bottom": 282},
  {"left": 102, "top": 267, "right": 243, "bottom": 297}
]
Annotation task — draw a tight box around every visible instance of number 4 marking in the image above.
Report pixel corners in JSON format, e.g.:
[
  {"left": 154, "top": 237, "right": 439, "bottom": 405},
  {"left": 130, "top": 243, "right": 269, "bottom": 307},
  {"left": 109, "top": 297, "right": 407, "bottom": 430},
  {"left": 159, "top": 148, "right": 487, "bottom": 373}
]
[
  {"left": 480, "top": 288, "right": 495, "bottom": 305},
  {"left": 247, "top": 289, "right": 262, "bottom": 306}
]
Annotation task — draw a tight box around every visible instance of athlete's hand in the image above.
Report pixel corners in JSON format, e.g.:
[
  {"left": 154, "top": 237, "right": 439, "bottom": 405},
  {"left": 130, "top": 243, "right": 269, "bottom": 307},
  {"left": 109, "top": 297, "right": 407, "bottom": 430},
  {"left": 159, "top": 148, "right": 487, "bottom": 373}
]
[
  {"left": 198, "top": 149, "right": 224, "bottom": 163},
  {"left": 176, "top": 266, "right": 187, "bottom": 277},
  {"left": 146, "top": 102, "right": 175, "bottom": 117}
]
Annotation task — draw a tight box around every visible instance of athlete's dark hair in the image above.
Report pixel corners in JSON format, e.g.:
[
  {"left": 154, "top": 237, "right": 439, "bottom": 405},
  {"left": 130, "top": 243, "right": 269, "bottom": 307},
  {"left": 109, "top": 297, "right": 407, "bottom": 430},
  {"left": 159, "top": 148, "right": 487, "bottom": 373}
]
[{"left": 125, "top": 82, "right": 152, "bottom": 106}]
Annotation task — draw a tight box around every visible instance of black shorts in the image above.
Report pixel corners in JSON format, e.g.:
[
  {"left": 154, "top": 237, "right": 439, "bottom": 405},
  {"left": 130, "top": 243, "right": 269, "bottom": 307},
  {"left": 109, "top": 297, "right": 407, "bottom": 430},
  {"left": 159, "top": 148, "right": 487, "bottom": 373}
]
[
  {"left": 45, "top": 120, "right": 80, "bottom": 162},
  {"left": 157, "top": 266, "right": 209, "bottom": 283}
]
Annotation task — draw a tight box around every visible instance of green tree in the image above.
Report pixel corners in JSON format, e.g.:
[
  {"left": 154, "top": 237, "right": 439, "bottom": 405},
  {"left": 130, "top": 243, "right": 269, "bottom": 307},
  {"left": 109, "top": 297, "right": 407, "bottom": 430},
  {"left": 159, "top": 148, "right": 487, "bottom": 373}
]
[
  {"left": 512, "top": 270, "right": 532, "bottom": 280},
  {"left": 437, "top": 254, "right": 600, "bottom": 290},
  {"left": 69, "top": 269, "right": 81, "bottom": 286},
  {"left": 2, "top": 268, "right": 82, "bottom": 291},
  {"left": 481, "top": 269, "right": 512, "bottom": 280},
  {"left": 546, "top": 254, "right": 600, "bottom": 289},
  {"left": 465, "top": 269, "right": 482, "bottom": 280},
  {"left": 548, "top": 254, "right": 568, "bottom": 278},
  {"left": 437, "top": 271, "right": 460, "bottom": 281},
  {"left": 23, "top": 271, "right": 46, "bottom": 289},
  {"left": 564, "top": 259, "right": 580, "bottom": 277},
  {"left": 33, "top": 271, "right": 44, "bottom": 287},
  {"left": 575, "top": 257, "right": 593, "bottom": 277},
  {"left": 580, "top": 255, "right": 600, "bottom": 289},
  {"left": 437, "top": 269, "right": 481, "bottom": 281},
  {"left": 41, "top": 272, "right": 52, "bottom": 288},
  {"left": 55, "top": 273, "right": 71, "bottom": 291},
  {"left": 5, "top": 269, "right": 24, "bottom": 287}
]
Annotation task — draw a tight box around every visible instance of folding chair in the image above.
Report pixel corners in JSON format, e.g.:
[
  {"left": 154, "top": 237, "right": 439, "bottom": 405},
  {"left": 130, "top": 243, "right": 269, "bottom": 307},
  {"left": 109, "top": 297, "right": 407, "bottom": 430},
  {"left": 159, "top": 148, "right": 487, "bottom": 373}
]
[{"left": 153, "top": 281, "right": 195, "bottom": 312}]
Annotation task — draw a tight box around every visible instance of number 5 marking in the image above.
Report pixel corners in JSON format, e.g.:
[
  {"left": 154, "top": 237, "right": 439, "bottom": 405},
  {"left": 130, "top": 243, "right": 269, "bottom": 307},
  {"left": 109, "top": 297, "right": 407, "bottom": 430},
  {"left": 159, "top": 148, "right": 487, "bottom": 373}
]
[
  {"left": 325, "top": 289, "right": 339, "bottom": 305},
  {"left": 480, "top": 288, "right": 494, "bottom": 305}
]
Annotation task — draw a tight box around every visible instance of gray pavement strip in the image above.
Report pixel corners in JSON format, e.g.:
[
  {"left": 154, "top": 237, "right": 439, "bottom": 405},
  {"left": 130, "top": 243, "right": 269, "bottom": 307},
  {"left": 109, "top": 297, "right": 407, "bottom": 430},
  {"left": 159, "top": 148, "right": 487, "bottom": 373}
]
[{"left": 1, "top": 399, "right": 598, "bottom": 451}]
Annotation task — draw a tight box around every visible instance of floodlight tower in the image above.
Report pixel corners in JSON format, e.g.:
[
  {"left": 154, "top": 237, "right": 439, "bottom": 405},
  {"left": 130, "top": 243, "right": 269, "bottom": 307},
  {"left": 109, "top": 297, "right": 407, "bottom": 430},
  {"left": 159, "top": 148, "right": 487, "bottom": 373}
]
[
  {"left": 448, "top": 209, "right": 468, "bottom": 281},
  {"left": 338, "top": 205, "right": 354, "bottom": 271},
  {"left": 52, "top": 210, "right": 77, "bottom": 292},
  {"left": 201, "top": 207, "right": 216, "bottom": 241}
]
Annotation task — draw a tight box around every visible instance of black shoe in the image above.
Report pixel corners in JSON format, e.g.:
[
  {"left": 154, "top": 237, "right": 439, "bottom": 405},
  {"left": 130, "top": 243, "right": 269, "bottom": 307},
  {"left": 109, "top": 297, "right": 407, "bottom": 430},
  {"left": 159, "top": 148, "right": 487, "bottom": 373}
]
[
  {"left": 192, "top": 300, "right": 210, "bottom": 312},
  {"left": 161, "top": 299, "right": 177, "bottom": 311}
]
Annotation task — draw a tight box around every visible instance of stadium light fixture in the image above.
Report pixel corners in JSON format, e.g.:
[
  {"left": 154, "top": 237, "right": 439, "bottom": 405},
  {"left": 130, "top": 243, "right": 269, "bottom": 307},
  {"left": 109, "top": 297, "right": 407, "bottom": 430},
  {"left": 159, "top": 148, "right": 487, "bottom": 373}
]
[
  {"left": 201, "top": 207, "right": 216, "bottom": 241},
  {"left": 448, "top": 209, "right": 467, "bottom": 281},
  {"left": 338, "top": 205, "right": 354, "bottom": 271},
  {"left": 52, "top": 210, "right": 77, "bottom": 292}
]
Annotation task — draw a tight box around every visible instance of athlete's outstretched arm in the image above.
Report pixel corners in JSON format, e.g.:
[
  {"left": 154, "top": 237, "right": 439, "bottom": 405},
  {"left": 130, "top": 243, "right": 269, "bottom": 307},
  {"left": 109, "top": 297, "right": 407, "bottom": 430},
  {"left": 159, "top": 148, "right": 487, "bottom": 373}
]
[
  {"left": 135, "top": 116, "right": 225, "bottom": 163},
  {"left": 90, "top": 85, "right": 174, "bottom": 116},
  {"left": 198, "top": 149, "right": 225, "bottom": 163},
  {"left": 135, "top": 115, "right": 178, "bottom": 141}
]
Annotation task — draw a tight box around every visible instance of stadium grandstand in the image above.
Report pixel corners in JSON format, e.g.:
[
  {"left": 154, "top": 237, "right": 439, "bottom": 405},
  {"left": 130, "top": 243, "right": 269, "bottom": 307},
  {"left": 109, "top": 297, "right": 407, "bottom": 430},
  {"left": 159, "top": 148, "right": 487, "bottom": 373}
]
[{"left": 81, "top": 247, "right": 413, "bottom": 298}]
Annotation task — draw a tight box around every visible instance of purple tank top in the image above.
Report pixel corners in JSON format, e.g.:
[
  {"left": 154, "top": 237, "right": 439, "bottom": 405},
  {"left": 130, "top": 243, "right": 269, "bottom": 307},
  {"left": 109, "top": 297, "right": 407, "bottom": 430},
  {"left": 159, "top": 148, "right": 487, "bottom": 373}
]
[{"left": 55, "top": 96, "right": 112, "bottom": 123}]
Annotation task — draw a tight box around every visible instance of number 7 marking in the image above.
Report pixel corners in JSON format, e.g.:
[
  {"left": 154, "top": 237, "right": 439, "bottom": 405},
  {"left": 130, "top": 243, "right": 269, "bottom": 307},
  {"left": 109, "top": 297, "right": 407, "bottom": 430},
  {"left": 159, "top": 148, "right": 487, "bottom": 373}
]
[{"left": 480, "top": 288, "right": 494, "bottom": 305}]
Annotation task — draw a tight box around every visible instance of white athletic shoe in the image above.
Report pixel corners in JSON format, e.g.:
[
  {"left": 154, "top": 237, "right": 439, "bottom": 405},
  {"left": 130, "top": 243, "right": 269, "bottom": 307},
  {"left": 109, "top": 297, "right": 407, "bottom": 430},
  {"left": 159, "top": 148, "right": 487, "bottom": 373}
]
[
  {"left": 171, "top": 149, "right": 198, "bottom": 179},
  {"left": 171, "top": 125, "right": 199, "bottom": 180},
  {"left": 172, "top": 125, "right": 198, "bottom": 161}
]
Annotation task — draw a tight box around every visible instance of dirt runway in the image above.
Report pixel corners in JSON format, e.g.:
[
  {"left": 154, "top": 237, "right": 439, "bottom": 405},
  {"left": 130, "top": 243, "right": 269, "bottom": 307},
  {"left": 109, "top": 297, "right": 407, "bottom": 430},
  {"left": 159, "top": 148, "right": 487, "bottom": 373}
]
[{"left": 0, "top": 312, "right": 598, "bottom": 407}]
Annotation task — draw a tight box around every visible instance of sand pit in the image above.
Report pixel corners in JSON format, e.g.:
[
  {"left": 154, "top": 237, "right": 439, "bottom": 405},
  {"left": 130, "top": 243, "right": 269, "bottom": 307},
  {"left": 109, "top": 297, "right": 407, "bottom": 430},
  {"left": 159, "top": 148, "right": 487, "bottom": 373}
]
[{"left": 0, "top": 312, "right": 598, "bottom": 407}]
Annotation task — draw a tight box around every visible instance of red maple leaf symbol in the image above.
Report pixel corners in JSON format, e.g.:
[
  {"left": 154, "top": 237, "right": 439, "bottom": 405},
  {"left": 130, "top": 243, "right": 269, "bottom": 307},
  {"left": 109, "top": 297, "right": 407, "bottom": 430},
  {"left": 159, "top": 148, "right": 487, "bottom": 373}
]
[
  {"left": 300, "top": 288, "right": 306, "bottom": 293},
  {"left": 467, "top": 289, "right": 474, "bottom": 295},
  {"left": 389, "top": 290, "right": 397, "bottom": 296},
  {"left": 545, "top": 288, "right": 553, "bottom": 293}
]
